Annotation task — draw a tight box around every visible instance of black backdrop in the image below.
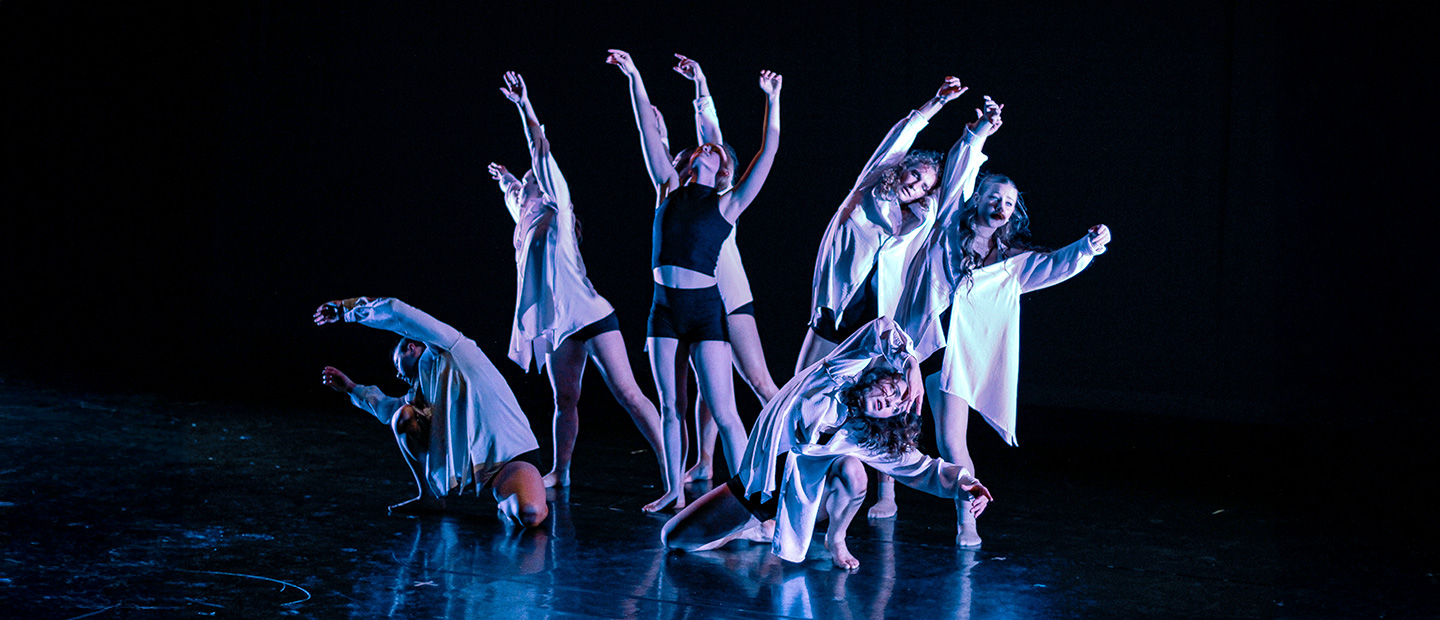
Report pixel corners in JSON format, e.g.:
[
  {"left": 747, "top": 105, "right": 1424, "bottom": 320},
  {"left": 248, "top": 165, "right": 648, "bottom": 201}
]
[{"left": 4, "top": 1, "right": 1435, "bottom": 428}]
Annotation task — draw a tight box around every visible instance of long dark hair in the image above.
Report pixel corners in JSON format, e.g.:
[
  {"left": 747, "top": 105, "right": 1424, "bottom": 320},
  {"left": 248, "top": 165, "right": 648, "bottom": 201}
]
[
  {"left": 840, "top": 369, "right": 921, "bottom": 458},
  {"left": 944, "top": 173, "right": 1046, "bottom": 288}
]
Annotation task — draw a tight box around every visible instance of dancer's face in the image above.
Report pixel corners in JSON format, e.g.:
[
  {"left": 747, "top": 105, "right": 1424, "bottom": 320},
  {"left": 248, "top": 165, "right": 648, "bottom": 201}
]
[
  {"left": 859, "top": 378, "right": 905, "bottom": 419},
  {"left": 977, "top": 182, "right": 1019, "bottom": 226},
  {"left": 393, "top": 343, "right": 424, "bottom": 384},
  {"left": 896, "top": 165, "right": 938, "bottom": 204},
  {"left": 687, "top": 143, "right": 729, "bottom": 184}
]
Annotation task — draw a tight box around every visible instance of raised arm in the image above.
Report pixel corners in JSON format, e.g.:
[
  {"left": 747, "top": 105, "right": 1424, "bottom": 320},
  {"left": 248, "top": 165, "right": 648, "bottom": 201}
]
[
  {"left": 717, "top": 70, "right": 782, "bottom": 220},
  {"left": 935, "top": 95, "right": 1003, "bottom": 219},
  {"left": 674, "top": 54, "right": 723, "bottom": 146},
  {"left": 313, "top": 297, "right": 466, "bottom": 352},
  {"left": 500, "top": 71, "right": 571, "bottom": 212},
  {"left": 607, "top": 49, "right": 679, "bottom": 192},
  {"left": 1016, "top": 225, "right": 1111, "bottom": 294},
  {"left": 849, "top": 77, "right": 967, "bottom": 192}
]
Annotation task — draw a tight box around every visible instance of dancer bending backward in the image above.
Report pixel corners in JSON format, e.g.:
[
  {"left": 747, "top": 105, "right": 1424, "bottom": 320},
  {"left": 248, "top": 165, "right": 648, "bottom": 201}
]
[
  {"left": 901, "top": 173, "right": 1111, "bottom": 547},
  {"left": 662, "top": 317, "right": 992, "bottom": 571},
  {"left": 607, "top": 49, "right": 781, "bottom": 512},
  {"left": 487, "top": 71, "right": 666, "bottom": 490},
  {"left": 316, "top": 297, "right": 548, "bottom": 527},
  {"left": 666, "top": 54, "right": 783, "bottom": 483}
]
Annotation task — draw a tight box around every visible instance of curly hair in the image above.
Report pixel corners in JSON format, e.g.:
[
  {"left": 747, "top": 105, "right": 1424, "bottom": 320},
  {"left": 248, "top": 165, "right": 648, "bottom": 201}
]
[
  {"left": 944, "top": 173, "right": 1047, "bottom": 289},
  {"left": 840, "top": 369, "right": 921, "bottom": 459},
  {"left": 867, "top": 149, "right": 944, "bottom": 207}
]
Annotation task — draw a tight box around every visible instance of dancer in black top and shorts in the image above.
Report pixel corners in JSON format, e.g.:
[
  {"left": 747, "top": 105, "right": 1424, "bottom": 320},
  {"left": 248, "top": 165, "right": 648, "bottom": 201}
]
[{"left": 607, "top": 48, "right": 782, "bottom": 512}]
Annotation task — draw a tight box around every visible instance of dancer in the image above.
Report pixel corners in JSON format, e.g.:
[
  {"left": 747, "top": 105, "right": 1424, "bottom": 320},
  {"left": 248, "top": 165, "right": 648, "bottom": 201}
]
[
  {"left": 666, "top": 54, "right": 783, "bottom": 483},
  {"left": 607, "top": 49, "right": 781, "bottom": 511},
  {"left": 661, "top": 317, "right": 992, "bottom": 571},
  {"left": 487, "top": 70, "right": 666, "bottom": 489},
  {"left": 315, "top": 297, "right": 548, "bottom": 528},
  {"left": 796, "top": 77, "right": 998, "bottom": 371},
  {"left": 902, "top": 173, "right": 1111, "bottom": 547}
]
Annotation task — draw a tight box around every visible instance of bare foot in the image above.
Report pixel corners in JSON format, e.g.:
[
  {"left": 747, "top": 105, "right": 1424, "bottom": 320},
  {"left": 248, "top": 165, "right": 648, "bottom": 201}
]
[
  {"left": 682, "top": 461, "right": 712, "bottom": 483},
  {"left": 542, "top": 469, "right": 570, "bottom": 488},
  {"left": 957, "top": 499, "right": 982, "bottom": 548},
  {"left": 867, "top": 497, "right": 897, "bottom": 519},
  {"left": 735, "top": 519, "right": 775, "bottom": 543},
  {"left": 824, "top": 536, "right": 860, "bottom": 571},
  {"left": 643, "top": 489, "right": 686, "bottom": 513},
  {"left": 388, "top": 496, "right": 445, "bottom": 516}
]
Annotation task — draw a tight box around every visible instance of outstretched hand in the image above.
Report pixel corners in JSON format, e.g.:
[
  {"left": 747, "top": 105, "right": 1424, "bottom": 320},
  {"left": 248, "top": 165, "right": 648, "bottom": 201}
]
[
  {"left": 605, "top": 49, "right": 638, "bottom": 75},
  {"left": 499, "top": 71, "right": 526, "bottom": 104},
  {"left": 314, "top": 302, "right": 344, "bottom": 325},
  {"left": 961, "top": 480, "right": 993, "bottom": 518},
  {"left": 967, "top": 95, "right": 1004, "bottom": 137},
  {"left": 936, "top": 76, "right": 968, "bottom": 104},
  {"left": 488, "top": 162, "right": 512, "bottom": 183},
  {"left": 672, "top": 54, "right": 705, "bottom": 83},
  {"left": 321, "top": 366, "right": 356, "bottom": 393},
  {"left": 1087, "top": 224, "right": 1112, "bottom": 252},
  {"left": 758, "top": 70, "right": 782, "bottom": 96}
]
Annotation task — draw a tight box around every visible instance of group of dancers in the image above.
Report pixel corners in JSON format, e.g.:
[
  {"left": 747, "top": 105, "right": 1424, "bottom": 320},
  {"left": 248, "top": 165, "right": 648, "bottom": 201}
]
[{"left": 315, "top": 51, "right": 1111, "bottom": 571}]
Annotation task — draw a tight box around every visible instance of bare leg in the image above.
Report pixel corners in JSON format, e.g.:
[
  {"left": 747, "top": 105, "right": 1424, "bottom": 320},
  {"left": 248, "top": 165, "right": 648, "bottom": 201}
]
[
  {"left": 819, "top": 456, "right": 868, "bottom": 571},
  {"left": 684, "top": 396, "right": 716, "bottom": 482},
  {"left": 645, "top": 337, "right": 689, "bottom": 512},
  {"left": 794, "top": 327, "right": 839, "bottom": 377},
  {"left": 387, "top": 405, "right": 445, "bottom": 514},
  {"left": 490, "top": 460, "right": 549, "bottom": 528},
  {"left": 543, "top": 338, "right": 588, "bottom": 488},
  {"left": 928, "top": 372, "right": 980, "bottom": 548},
  {"left": 727, "top": 313, "right": 780, "bottom": 403},
  {"left": 661, "top": 481, "right": 756, "bottom": 551},
  {"left": 584, "top": 331, "right": 666, "bottom": 481},
  {"left": 691, "top": 340, "right": 748, "bottom": 476}
]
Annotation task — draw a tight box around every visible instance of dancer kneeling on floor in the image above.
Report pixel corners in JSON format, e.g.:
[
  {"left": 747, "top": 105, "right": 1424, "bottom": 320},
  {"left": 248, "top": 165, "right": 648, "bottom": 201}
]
[
  {"left": 661, "top": 317, "right": 991, "bottom": 571},
  {"left": 316, "top": 297, "right": 548, "bottom": 528}
]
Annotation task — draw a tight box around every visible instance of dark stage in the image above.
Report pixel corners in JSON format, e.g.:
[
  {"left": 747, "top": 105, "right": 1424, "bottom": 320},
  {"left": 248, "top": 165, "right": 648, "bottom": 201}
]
[
  {"left": 3, "top": 1, "right": 1437, "bottom": 619},
  {"left": 3, "top": 378, "right": 1434, "bottom": 619}
]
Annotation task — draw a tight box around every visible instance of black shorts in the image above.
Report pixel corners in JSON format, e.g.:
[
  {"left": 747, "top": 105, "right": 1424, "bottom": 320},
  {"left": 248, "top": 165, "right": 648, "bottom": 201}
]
[
  {"left": 729, "top": 301, "right": 756, "bottom": 317},
  {"left": 567, "top": 311, "right": 620, "bottom": 343},
  {"left": 725, "top": 451, "right": 788, "bottom": 521},
  {"left": 647, "top": 284, "right": 729, "bottom": 342},
  {"left": 810, "top": 269, "right": 879, "bottom": 344}
]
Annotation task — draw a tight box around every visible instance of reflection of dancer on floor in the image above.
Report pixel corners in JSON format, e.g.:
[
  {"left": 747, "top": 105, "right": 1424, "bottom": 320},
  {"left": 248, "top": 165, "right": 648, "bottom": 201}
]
[
  {"left": 662, "top": 317, "right": 992, "bottom": 571},
  {"left": 660, "top": 54, "right": 783, "bottom": 483},
  {"left": 487, "top": 71, "right": 665, "bottom": 490},
  {"left": 608, "top": 49, "right": 782, "bottom": 512},
  {"left": 901, "top": 173, "right": 1111, "bottom": 547},
  {"left": 316, "top": 297, "right": 548, "bottom": 528}
]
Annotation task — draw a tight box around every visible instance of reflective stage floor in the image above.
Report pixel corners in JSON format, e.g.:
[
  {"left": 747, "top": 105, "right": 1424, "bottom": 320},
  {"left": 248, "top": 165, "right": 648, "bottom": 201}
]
[{"left": 2, "top": 379, "right": 1434, "bottom": 619}]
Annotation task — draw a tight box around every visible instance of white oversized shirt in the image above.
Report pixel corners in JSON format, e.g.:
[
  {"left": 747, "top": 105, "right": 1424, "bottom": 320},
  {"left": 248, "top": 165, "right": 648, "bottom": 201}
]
[
  {"left": 504, "top": 125, "right": 615, "bottom": 372},
  {"left": 809, "top": 111, "right": 988, "bottom": 330},
  {"left": 342, "top": 298, "right": 539, "bottom": 497},
  {"left": 736, "top": 316, "right": 978, "bottom": 562},
  {"left": 904, "top": 236, "right": 1104, "bottom": 445}
]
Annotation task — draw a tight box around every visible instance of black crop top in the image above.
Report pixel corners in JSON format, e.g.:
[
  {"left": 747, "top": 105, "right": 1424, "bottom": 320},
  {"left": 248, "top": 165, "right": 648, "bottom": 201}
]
[{"left": 651, "top": 184, "right": 733, "bottom": 275}]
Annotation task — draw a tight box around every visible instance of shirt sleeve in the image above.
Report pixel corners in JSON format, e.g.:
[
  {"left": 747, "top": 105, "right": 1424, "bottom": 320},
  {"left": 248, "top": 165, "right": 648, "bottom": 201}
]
[
  {"left": 865, "top": 447, "right": 979, "bottom": 499},
  {"left": 1015, "top": 235, "right": 1104, "bottom": 294},
  {"left": 850, "top": 111, "right": 930, "bottom": 193},
  {"left": 342, "top": 297, "right": 466, "bottom": 352},
  {"left": 694, "top": 95, "right": 723, "bottom": 147},
  {"left": 820, "top": 316, "right": 914, "bottom": 388},
  {"left": 347, "top": 384, "right": 406, "bottom": 425},
  {"left": 529, "top": 124, "right": 572, "bottom": 217},
  {"left": 933, "top": 129, "right": 989, "bottom": 224}
]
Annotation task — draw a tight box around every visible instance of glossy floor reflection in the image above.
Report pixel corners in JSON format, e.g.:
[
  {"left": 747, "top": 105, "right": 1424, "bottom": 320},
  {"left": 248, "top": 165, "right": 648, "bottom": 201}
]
[{"left": 2, "top": 380, "right": 1435, "bottom": 619}]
